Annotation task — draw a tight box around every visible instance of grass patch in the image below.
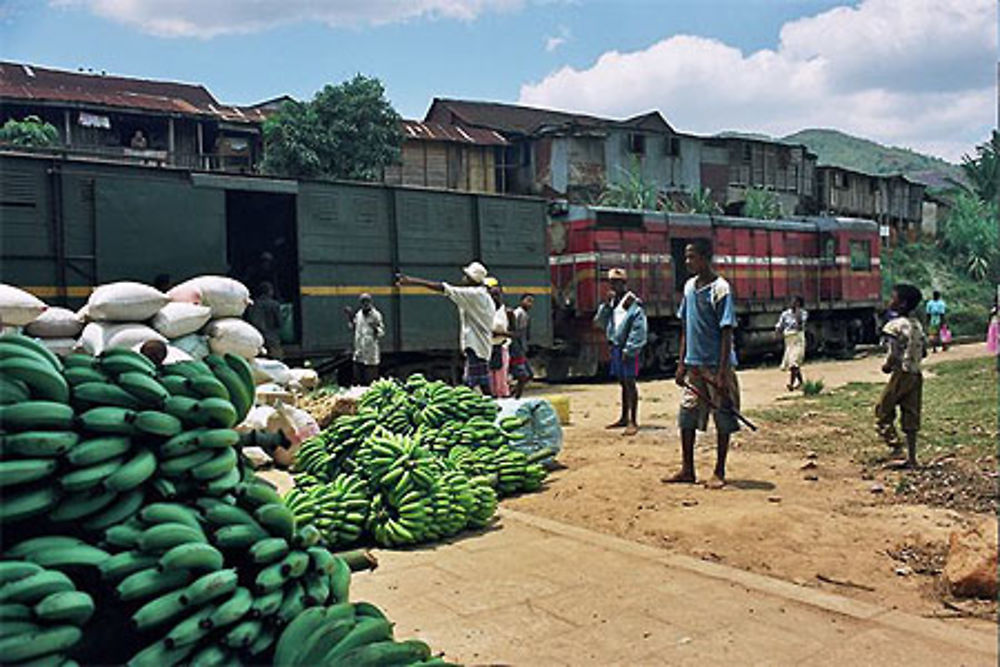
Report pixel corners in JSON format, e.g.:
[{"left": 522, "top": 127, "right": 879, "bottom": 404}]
[
  {"left": 751, "top": 357, "right": 997, "bottom": 465},
  {"left": 802, "top": 379, "right": 825, "bottom": 396}
]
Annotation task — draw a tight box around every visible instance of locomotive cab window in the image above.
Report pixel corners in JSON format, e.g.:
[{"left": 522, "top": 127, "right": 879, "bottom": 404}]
[{"left": 849, "top": 240, "right": 871, "bottom": 271}]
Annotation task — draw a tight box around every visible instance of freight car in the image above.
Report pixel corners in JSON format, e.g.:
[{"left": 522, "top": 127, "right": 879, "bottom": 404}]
[
  {"left": 0, "top": 151, "right": 552, "bottom": 377},
  {"left": 545, "top": 204, "right": 882, "bottom": 380}
]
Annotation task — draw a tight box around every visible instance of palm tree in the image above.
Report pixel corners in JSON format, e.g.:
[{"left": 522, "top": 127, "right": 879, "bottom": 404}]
[
  {"left": 950, "top": 131, "right": 999, "bottom": 203},
  {"left": 688, "top": 187, "right": 721, "bottom": 215}
]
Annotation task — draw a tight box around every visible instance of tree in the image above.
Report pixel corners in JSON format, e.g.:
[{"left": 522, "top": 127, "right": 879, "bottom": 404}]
[
  {"left": 952, "top": 131, "right": 999, "bottom": 203},
  {"left": 262, "top": 75, "right": 402, "bottom": 180},
  {"left": 743, "top": 186, "right": 781, "bottom": 219},
  {"left": 598, "top": 157, "right": 659, "bottom": 210},
  {"left": 0, "top": 115, "right": 59, "bottom": 148}
]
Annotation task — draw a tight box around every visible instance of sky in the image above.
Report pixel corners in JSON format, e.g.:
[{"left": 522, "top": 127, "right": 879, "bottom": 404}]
[{"left": 0, "top": 0, "right": 995, "bottom": 162}]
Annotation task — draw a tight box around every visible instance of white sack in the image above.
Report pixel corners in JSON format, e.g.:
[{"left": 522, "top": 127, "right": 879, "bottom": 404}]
[
  {"left": 169, "top": 276, "right": 251, "bottom": 318},
  {"left": 0, "top": 284, "right": 47, "bottom": 326},
  {"left": 77, "top": 322, "right": 166, "bottom": 355},
  {"left": 87, "top": 282, "right": 168, "bottom": 322},
  {"left": 24, "top": 307, "right": 83, "bottom": 338},
  {"left": 252, "top": 358, "right": 293, "bottom": 386},
  {"left": 206, "top": 318, "right": 263, "bottom": 360},
  {"left": 40, "top": 337, "right": 78, "bottom": 358},
  {"left": 151, "top": 302, "right": 212, "bottom": 339}
]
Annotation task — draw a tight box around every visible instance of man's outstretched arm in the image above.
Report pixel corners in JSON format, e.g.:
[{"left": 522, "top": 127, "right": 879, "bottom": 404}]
[{"left": 396, "top": 274, "right": 444, "bottom": 293}]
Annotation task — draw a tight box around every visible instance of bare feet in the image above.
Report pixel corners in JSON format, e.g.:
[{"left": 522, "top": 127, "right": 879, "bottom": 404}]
[
  {"left": 623, "top": 424, "right": 639, "bottom": 436},
  {"left": 662, "top": 471, "right": 696, "bottom": 484},
  {"left": 704, "top": 475, "right": 726, "bottom": 490},
  {"left": 606, "top": 420, "right": 628, "bottom": 429}
]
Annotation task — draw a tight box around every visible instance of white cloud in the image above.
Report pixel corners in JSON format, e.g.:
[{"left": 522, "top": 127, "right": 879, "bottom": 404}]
[
  {"left": 545, "top": 25, "right": 570, "bottom": 52},
  {"left": 52, "top": 0, "right": 524, "bottom": 38},
  {"left": 519, "top": 0, "right": 996, "bottom": 161}
]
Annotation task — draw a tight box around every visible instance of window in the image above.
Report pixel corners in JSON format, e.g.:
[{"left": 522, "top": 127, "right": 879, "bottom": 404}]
[
  {"left": 628, "top": 133, "right": 646, "bottom": 155},
  {"left": 849, "top": 240, "right": 871, "bottom": 271},
  {"left": 742, "top": 144, "right": 752, "bottom": 163},
  {"left": 520, "top": 143, "right": 531, "bottom": 167},
  {"left": 821, "top": 234, "right": 836, "bottom": 261},
  {"left": 833, "top": 171, "right": 846, "bottom": 189},
  {"left": 664, "top": 136, "right": 680, "bottom": 156}
]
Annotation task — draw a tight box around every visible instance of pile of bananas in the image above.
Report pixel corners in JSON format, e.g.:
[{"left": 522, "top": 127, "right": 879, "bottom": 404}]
[
  {"left": 0, "top": 558, "right": 94, "bottom": 664},
  {"left": 273, "top": 602, "right": 449, "bottom": 666},
  {"left": 288, "top": 373, "right": 553, "bottom": 549},
  {"left": 0, "top": 332, "right": 448, "bottom": 666}
]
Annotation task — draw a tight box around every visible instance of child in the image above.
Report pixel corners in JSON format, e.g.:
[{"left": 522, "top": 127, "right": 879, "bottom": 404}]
[{"left": 875, "top": 284, "right": 927, "bottom": 468}]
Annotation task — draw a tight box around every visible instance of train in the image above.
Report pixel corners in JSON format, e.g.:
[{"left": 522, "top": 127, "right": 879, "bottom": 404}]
[
  {"left": 546, "top": 204, "right": 882, "bottom": 379},
  {"left": 0, "top": 151, "right": 882, "bottom": 381}
]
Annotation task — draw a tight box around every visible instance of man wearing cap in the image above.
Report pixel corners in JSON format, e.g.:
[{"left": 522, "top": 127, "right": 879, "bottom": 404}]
[
  {"left": 594, "top": 268, "right": 648, "bottom": 436},
  {"left": 344, "top": 293, "right": 384, "bottom": 386},
  {"left": 396, "top": 262, "right": 496, "bottom": 395}
]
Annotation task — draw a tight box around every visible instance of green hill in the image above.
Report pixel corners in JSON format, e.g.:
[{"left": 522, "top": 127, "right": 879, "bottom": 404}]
[{"left": 781, "top": 128, "right": 964, "bottom": 187}]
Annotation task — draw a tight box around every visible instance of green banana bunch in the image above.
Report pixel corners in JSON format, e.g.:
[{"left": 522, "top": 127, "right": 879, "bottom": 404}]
[{"left": 0, "top": 559, "right": 91, "bottom": 664}]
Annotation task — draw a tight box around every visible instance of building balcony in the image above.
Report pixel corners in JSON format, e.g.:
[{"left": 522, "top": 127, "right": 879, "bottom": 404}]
[{"left": 0, "top": 142, "right": 255, "bottom": 173}]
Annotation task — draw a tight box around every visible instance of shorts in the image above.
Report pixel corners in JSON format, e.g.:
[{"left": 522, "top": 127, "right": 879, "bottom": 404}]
[
  {"left": 678, "top": 366, "right": 741, "bottom": 435},
  {"left": 875, "top": 370, "right": 922, "bottom": 434},
  {"left": 463, "top": 349, "right": 491, "bottom": 392},
  {"left": 609, "top": 345, "right": 639, "bottom": 380},
  {"left": 509, "top": 356, "right": 533, "bottom": 381}
]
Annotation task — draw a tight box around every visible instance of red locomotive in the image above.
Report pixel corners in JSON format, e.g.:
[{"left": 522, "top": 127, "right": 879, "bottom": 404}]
[{"left": 545, "top": 204, "right": 882, "bottom": 380}]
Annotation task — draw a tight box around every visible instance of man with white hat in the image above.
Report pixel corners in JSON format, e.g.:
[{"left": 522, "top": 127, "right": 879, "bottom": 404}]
[
  {"left": 396, "top": 262, "right": 496, "bottom": 395},
  {"left": 593, "top": 267, "right": 648, "bottom": 435}
]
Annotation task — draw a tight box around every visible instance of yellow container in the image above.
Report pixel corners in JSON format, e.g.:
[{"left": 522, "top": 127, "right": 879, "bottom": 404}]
[{"left": 543, "top": 394, "right": 571, "bottom": 425}]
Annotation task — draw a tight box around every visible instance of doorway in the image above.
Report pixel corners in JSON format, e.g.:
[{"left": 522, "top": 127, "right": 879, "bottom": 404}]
[{"left": 225, "top": 190, "right": 299, "bottom": 343}]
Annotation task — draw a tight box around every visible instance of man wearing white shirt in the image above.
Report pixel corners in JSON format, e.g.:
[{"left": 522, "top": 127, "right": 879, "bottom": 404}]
[{"left": 396, "top": 261, "right": 495, "bottom": 395}]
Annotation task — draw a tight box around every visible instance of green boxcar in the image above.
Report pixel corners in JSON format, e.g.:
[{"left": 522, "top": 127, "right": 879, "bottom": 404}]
[{"left": 0, "top": 152, "right": 552, "bottom": 361}]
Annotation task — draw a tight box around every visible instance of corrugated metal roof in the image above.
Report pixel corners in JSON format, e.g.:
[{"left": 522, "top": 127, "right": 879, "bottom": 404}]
[
  {"left": 400, "top": 119, "right": 507, "bottom": 146},
  {"left": 0, "top": 61, "right": 266, "bottom": 124},
  {"left": 425, "top": 98, "right": 674, "bottom": 136}
]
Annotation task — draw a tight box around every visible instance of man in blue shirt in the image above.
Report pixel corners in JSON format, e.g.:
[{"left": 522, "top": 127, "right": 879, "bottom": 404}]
[
  {"left": 593, "top": 268, "right": 648, "bottom": 436},
  {"left": 664, "top": 238, "right": 741, "bottom": 489}
]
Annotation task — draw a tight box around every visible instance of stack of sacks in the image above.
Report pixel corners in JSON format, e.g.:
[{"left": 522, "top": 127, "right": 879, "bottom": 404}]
[
  {"left": 168, "top": 276, "right": 263, "bottom": 359},
  {"left": 75, "top": 281, "right": 170, "bottom": 355},
  {"left": 2, "top": 276, "right": 269, "bottom": 367}
]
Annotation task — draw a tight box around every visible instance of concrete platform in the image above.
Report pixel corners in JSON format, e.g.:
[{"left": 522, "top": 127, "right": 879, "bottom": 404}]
[{"left": 351, "top": 508, "right": 997, "bottom": 666}]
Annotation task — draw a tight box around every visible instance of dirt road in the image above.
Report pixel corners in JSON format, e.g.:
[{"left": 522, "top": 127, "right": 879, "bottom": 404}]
[{"left": 508, "top": 343, "right": 994, "bottom": 626}]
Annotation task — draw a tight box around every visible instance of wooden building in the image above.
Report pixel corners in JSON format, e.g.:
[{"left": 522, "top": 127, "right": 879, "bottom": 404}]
[
  {"left": 424, "top": 98, "right": 701, "bottom": 203},
  {"left": 0, "top": 61, "right": 266, "bottom": 172},
  {"left": 383, "top": 120, "right": 507, "bottom": 193},
  {"left": 698, "top": 136, "right": 817, "bottom": 216},
  {"left": 816, "top": 165, "right": 926, "bottom": 239}
]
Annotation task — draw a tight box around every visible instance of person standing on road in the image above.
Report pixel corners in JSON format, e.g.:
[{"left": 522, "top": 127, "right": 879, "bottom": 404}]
[
  {"left": 775, "top": 295, "right": 807, "bottom": 391},
  {"left": 876, "top": 284, "right": 927, "bottom": 468},
  {"left": 486, "top": 277, "right": 513, "bottom": 398},
  {"left": 509, "top": 293, "right": 535, "bottom": 398},
  {"left": 594, "top": 268, "right": 647, "bottom": 436},
  {"left": 344, "top": 293, "right": 384, "bottom": 386},
  {"left": 396, "top": 262, "right": 495, "bottom": 396},
  {"left": 925, "top": 290, "right": 947, "bottom": 352},
  {"left": 664, "top": 239, "right": 740, "bottom": 489}
]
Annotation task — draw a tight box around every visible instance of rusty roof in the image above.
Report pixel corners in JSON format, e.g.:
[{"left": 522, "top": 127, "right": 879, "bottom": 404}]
[
  {"left": 425, "top": 98, "right": 674, "bottom": 136},
  {"left": 401, "top": 119, "right": 507, "bottom": 146},
  {"left": 0, "top": 61, "right": 267, "bottom": 124}
]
